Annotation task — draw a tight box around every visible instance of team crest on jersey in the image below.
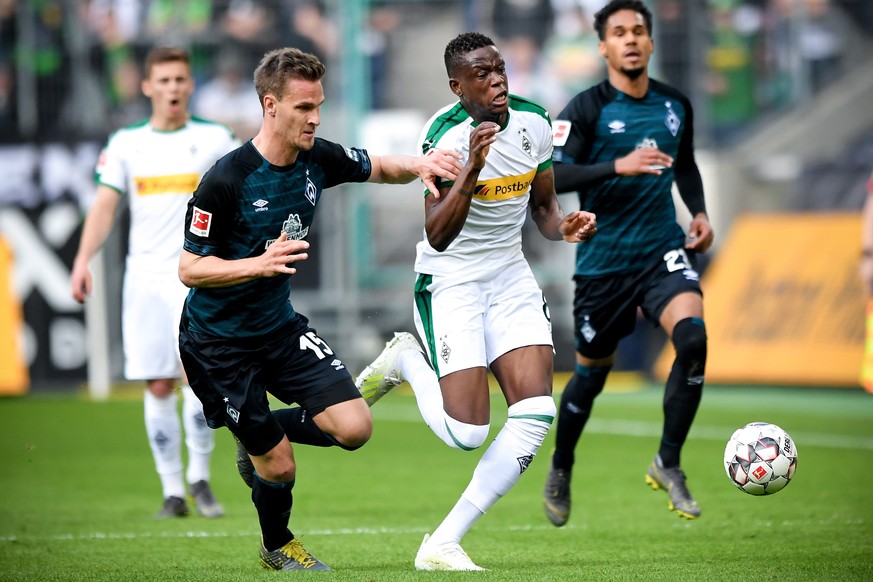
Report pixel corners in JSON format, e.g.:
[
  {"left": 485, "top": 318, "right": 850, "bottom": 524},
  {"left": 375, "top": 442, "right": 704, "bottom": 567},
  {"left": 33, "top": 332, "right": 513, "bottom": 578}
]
[
  {"left": 440, "top": 338, "right": 451, "bottom": 364},
  {"left": 664, "top": 101, "right": 680, "bottom": 136},
  {"left": 226, "top": 403, "right": 240, "bottom": 424},
  {"left": 305, "top": 170, "right": 317, "bottom": 206},
  {"left": 520, "top": 130, "right": 532, "bottom": 156},
  {"left": 190, "top": 206, "right": 212, "bottom": 237},
  {"left": 517, "top": 454, "right": 534, "bottom": 475},
  {"left": 580, "top": 315, "right": 597, "bottom": 343},
  {"left": 553, "top": 120, "right": 572, "bottom": 146},
  {"left": 282, "top": 213, "right": 310, "bottom": 240}
]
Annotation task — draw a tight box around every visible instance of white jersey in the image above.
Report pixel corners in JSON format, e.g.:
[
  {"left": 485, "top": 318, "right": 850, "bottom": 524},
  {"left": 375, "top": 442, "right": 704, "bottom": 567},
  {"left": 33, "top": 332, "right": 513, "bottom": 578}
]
[
  {"left": 96, "top": 117, "right": 239, "bottom": 276},
  {"left": 414, "top": 96, "right": 553, "bottom": 281}
]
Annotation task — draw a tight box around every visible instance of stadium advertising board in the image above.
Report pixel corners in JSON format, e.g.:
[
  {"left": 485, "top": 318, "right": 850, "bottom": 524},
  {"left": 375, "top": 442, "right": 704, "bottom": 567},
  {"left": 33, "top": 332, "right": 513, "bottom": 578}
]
[{"left": 655, "top": 213, "right": 864, "bottom": 387}]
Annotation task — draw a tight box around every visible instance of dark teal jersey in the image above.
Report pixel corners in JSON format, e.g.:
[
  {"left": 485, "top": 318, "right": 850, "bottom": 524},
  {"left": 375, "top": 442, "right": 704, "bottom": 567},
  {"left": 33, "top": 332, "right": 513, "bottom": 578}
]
[
  {"left": 182, "top": 139, "right": 371, "bottom": 338},
  {"left": 553, "top": 79, "right": 705, "bottom": 277}
]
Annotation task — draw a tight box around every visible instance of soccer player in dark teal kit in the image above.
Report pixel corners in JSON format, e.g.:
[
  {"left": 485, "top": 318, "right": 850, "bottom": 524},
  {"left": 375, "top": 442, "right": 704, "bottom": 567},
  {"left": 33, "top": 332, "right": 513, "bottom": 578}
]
[
  {"left": 542, "top": 0, "right": 714, "bottom": 524},
  {"left": 178, "top": 47, "right": 461, "bottom": 571}
]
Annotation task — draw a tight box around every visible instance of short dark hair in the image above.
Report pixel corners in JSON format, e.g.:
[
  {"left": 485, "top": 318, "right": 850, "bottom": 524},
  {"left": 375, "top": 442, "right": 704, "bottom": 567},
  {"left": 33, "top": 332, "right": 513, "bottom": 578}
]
[
  {"left": 444, "top": 32, "right": 496, "bottom": 77},
  {"left": 144, "top": 47, "right": 190, "bottom": 78},
  {"left": 594, "top": 0, "right": 653, "bottom": 41},
  {"left": 254, "top": 47, "right": 325, "bottom": 106}
]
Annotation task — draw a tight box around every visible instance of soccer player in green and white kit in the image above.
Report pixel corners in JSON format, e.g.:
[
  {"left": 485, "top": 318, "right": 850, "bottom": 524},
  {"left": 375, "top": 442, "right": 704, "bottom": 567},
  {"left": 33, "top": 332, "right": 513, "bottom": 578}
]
[
  {"left": 542, "top": 0, "right": 714, "bottom": 524},
  {"left": 72, "top": 47, "right": 238, "bottom": 520},
  {"left": 355, "top": 32, "right": 596, "bottom": 571}
]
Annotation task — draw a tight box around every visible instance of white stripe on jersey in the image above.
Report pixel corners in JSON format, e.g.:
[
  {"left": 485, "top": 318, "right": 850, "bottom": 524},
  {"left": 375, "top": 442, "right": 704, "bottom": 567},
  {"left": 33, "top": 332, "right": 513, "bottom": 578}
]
[
  {"left": 96, "top": 119, "right": 239, "bottom": 276},
  {"left": 414, "top": 102, "right": 552, "bottom": 281}
]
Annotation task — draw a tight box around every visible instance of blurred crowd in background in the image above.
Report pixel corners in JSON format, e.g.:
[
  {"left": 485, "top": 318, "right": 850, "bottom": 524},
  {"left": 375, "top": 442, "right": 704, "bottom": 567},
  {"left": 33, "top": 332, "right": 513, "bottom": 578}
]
[{"left": 1, "top": 0, "right": 871, "bottom": 146}]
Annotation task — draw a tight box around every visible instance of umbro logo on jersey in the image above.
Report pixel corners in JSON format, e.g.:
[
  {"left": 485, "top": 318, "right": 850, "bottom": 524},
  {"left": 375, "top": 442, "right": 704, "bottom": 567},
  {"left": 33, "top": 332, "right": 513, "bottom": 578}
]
[
  {"left": 608, "top": 120, "right": 626, "bottom": 134},
  {"left": 253, "top": 199, "right": 269, "bottom": 212}
]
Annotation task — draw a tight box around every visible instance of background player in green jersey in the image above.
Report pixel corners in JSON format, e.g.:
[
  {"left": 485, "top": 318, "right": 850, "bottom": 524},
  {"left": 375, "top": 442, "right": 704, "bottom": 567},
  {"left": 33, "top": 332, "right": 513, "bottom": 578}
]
[
  {"left": 543, "top": 0, "right": 715, "bottom": 524},
  {"left": 71, "top": 47, "right": 237, "bottom": 520}
]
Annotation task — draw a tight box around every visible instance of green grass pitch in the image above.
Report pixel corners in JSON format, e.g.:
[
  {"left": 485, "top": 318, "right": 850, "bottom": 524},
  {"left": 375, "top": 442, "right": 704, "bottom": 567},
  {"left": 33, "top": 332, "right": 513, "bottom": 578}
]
[{"left": 2, "top": 379, "right": 872, "bottom": 581}]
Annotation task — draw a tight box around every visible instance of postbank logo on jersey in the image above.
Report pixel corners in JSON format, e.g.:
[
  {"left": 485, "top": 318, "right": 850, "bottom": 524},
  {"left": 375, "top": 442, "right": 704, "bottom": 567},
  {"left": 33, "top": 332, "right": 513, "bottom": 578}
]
[
  {"left": 135, "top": 173, "right": 200, "bottom": 196},
  {"left": 473, "top": 169, "right": 536, "bottom": 201},
  {"left": 190, "top": 206, "right": 212, "bottom": 237}
]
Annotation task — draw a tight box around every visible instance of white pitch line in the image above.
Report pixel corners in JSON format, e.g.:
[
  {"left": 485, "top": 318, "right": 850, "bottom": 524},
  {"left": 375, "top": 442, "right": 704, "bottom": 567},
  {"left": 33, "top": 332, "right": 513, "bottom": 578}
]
[
  {"left": 0, "top": 523, "right": 581, "bottom": 544},
  {"left": 374, "top": 408, "right": 873, "bottom": 451}
]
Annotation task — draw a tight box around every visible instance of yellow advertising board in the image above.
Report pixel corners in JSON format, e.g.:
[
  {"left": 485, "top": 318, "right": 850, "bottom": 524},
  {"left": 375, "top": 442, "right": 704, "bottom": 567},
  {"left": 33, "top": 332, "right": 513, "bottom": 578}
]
[
  {"left": 0, "top": 236, "right": 29, "bottom": 395},
  {"left": 654, "top": 213, "right": 864, "bottom": 387}
]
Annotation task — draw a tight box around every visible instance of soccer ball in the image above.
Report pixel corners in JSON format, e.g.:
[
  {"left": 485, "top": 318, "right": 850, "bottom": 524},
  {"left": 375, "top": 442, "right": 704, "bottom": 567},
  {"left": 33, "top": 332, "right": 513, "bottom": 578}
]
[{"left": 723, "top": 422, "right": 798, "bottom": 495}]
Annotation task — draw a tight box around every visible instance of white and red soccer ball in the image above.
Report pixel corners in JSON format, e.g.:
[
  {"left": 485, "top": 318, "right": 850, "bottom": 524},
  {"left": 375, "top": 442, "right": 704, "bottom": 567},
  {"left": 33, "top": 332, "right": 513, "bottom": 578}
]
[{"left": 724, "top": 422, "right": 798, "bottom": 495}]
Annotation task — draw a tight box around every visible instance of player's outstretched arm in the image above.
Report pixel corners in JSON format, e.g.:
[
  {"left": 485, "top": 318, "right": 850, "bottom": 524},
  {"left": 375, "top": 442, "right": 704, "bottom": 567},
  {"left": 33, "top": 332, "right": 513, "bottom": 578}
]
[{"left": 368, "top": 149, "right": 462, "bottom": 194}]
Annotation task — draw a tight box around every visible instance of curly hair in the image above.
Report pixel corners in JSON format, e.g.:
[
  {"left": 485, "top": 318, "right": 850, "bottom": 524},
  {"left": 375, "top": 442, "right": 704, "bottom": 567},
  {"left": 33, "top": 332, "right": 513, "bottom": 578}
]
[{"left": 443, "top": 32, "right": 496, "bottom": 77}]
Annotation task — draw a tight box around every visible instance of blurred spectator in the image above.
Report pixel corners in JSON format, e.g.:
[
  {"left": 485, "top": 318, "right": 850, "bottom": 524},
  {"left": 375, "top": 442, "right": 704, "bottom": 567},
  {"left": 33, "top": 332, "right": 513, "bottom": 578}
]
[
  {"left": 0, "top": 0, "right": 15, "bottom": 139},
  {"left": 361, "top": 2, "right": 400, "bottom": 109},
  {"left": 191, "top": 48, "right": 262, "bottom": 139},
  {"left": 491, "top": 0, "right": 566, "bottom": 113},
  {"left": 706, "top": 0, "right": 761, "bottom": 143},
  {"left": 797, "top": 0, "right": 852, "bottom": 93},
  {"left": 491, "top": 0, "right": 554, "bottom": 52},
  {"left": 280, "top": 0, "right": 337, "bottom": 63},
  {"left": 546, "top": 1, "right": 605, "bottom": 107},
  {"left": 653, "top": 0, "right": 693, "bottom": 95},
  {"left": 144, "top": 0, "right": 212, "bottom": 45},
  {"left": 212, "top": 0, "right": 279, "bottom": 70}
]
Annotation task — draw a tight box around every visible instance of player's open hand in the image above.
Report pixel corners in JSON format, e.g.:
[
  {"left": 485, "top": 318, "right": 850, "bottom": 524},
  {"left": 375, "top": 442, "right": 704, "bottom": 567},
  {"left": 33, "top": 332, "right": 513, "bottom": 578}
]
[
  {"left": 262, "top": 231, "right": 310, "bottom": 276},
  {"left": 70, "top": 260, "right": 92, "bottom": 303},
  {"left": 616, "top": 147, "right": 673, "bottom": 176},
  {"left": 684, "top": 213, "right": 714, "bottom": 252},
  {"left": 560, "top": 210, "right": 597, "bottom": 243},
  {"left": 417, "top": 149, "right": 463, "bottom": 197}
]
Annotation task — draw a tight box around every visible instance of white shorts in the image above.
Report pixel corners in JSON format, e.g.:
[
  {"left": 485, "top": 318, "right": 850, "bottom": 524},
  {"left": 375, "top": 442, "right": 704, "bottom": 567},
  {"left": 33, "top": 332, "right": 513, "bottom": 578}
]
[
  {"left": 413, "top": 258, "right": 553, "bottom": 378},
  {"left": 122, "top": 269, "right": 189, "bottom": 380}
]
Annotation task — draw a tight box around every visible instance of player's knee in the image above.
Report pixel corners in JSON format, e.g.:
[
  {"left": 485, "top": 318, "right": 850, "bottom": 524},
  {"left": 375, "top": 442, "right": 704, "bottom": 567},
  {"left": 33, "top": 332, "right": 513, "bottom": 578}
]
[
  {"left": 507, "top": 395, "right": 556, "bottom": 448},
  {"left": 672, "top": 317, "right": 707, "bottom": 380},
  {"left": 332, "top": 416, "right": 373, "bottom": 451},
  {"left": 445, "top": 415, "right": 490, "bottom": 451},
  {"left": 255, "top": 456, "right": 296, "bottom": 483}
]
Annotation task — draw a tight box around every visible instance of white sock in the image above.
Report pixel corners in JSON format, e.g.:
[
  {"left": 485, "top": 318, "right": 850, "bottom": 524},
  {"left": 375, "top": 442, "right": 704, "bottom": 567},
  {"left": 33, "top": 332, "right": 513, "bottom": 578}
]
[
  {"left": 428, "top": 497, "right": 484, "bottom": 548},
  {"left": 399, "top": 350, "right": 488, "bottom": 450},
  {"left": 181, "top": 385, "right": 214, "bottom": 485},
  {"left": 429, "top": 396, "right": 555, "bottom": 545},
  {"left": 144, "top": 389, "right": 185, "bottom": 499}
]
